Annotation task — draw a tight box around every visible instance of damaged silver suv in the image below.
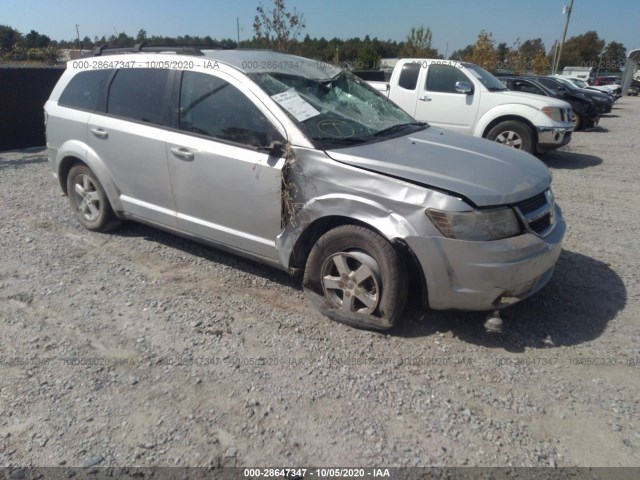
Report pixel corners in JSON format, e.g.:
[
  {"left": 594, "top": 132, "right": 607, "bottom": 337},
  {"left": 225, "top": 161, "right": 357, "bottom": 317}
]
[{"left": 45, "top": 46, "right": 565, "bottom": 330}]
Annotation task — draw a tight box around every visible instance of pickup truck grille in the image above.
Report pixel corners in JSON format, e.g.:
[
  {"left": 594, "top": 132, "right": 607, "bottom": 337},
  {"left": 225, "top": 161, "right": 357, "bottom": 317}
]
[{"left": 514, "top": 190, "right": 556, "bottom": 237}]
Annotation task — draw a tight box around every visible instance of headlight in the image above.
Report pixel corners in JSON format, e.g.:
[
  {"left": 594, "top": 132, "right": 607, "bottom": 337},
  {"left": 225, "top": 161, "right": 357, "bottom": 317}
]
[
  {"left": 426, "top": 207, "right": 521, "bottom": 241},
  {"left": 541, "top": 106, "right": 564, "bottom": 123}
]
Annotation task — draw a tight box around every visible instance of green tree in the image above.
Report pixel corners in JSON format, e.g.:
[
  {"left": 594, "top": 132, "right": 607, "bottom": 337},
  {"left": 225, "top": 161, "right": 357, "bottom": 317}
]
[
  {"left": 496, "top": 42, "right": 509, "bottom": 64},
  {"left": 399, "top": 26, "right": 437, "bottom": 58},
  {"left": 136, "top": 29, "right": 148, "bottom": 44},
  {"left": 23, "top": 30, "right": 51, "bottom": 48},
  {"left": 0, "top": 24, "right": 22, "bottom": 51},
  {"left": 520, "top": 38, "right": 545, "bottom": 63},
  {"left": 505, "top": 39, "right": 526, "bottom": 74},
  {"left": 600, "top": 41, "right": 626, "bottom": 72},
  {"left": 253, "top": 0, "right": 305, "bottom": 51},
  {"left": 449, "top": 44, "right": 474, "bottom": 61},
  {"left": 559, "top": 31, "right": 605, "bottom": 70}
]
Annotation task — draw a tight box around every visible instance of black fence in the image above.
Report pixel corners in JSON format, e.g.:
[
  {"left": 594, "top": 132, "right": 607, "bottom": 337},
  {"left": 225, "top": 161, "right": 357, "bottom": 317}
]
[{"left": 0, "top": 66, "right": 65, "bottom": 151}]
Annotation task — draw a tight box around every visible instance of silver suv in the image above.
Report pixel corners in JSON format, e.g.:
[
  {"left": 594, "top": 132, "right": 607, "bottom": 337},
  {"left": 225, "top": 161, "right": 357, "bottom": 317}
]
[{"left": 45, "top": 46, "right": 565, "bottom": 330}]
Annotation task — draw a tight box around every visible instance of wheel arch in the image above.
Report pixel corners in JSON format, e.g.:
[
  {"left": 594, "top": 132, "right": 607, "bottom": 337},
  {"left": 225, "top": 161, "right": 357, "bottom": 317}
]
[
  {"left": 481, "top": 115, "right": 538, "bottom": 143},
  {"left": 283, "top": 214, "right": 429, "bottom": 308},
  {"left": 55, "top": 143, "right": 123, "bottom": 213}
]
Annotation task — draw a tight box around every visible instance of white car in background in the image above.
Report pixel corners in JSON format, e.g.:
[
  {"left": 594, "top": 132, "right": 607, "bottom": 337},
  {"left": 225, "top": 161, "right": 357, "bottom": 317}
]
[{"left": 557, "top": 76, "right": 617, "bottom": 100}]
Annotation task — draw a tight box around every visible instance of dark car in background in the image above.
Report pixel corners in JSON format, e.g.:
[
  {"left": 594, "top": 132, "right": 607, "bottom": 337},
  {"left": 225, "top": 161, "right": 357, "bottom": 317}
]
[
  {"left": 536, "top": 76, "right": 613, "bottom": 115},
  {"left": 501, "top": 76, "right": 599, "bottom": 130}
]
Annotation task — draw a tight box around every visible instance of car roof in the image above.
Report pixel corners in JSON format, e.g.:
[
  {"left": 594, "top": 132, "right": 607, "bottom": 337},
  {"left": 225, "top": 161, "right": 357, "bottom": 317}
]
[
  {"left": 203, "top": 49, "right": 341, "bottom": 79},
  {"left": 90, "top": 46, "right": 342, "bottom": 80}
]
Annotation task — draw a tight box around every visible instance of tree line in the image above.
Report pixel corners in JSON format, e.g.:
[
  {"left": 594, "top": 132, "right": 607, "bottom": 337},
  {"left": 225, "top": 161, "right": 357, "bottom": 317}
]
[{"left": 0, "top": 0, "right": 628, "bottom": 73}]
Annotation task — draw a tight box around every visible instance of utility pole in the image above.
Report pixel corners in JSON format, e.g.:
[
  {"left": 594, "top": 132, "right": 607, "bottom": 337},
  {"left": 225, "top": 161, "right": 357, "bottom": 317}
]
[
  {"left": 551, "top": 40, "right": 559, "bottom": 74},
  {"left": 237, "top": 17, "right": 240, "bottom": 47},
  {"left": 596, "top": 46, "right": 607, "bottom": 77},
  {"left": 76, "top": 24, "right": 81, "bottom": 50},
  {"left": 553, "top": 0, "right": 574, "bottom": 75}
]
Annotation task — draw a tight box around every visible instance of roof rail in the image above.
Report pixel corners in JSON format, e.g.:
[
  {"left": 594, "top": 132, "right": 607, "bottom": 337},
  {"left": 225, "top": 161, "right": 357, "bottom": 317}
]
[{"left": 92, "top": 44, "right": 205, "bottom": 57}]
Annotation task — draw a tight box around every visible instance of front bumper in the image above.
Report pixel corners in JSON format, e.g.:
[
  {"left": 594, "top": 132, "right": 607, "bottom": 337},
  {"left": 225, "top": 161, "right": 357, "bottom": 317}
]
[
  {"left": 537, "top": 126, "right": 572, "bottom": 151},
  {"left": 405, "top": 207, "right": 565, "bottom": 311}
]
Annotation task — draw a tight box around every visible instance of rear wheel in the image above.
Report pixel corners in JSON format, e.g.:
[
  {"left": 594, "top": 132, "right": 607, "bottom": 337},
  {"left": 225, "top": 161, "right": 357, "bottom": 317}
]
[
  {"left": 303, "top": 225, "right": 407, "bottom": 330},
  {"left": 67, "top": 165, "right": 121, "bottom": 232},
  {"left": 486, "top": 121, "right": 534, "bottom": 154}
]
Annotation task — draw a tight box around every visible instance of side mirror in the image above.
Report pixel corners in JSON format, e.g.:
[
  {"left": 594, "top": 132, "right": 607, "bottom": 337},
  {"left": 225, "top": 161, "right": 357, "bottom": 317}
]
[
  {"left": 455, "top": 81, "right": 473, "bottom": 94},
  {"left": 257, "top": 140, "right": 285, "bottom": 156}
]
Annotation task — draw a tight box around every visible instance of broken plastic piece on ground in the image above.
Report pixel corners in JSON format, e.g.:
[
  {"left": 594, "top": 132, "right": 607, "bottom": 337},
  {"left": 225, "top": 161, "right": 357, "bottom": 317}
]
[{"left": 484, "top": 310, "right": 504, "bottom": 333}]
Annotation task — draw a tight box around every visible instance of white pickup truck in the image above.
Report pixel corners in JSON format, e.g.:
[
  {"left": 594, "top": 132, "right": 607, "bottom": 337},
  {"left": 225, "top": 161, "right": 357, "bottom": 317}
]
[{"left": 369, "top": 59, "right": 574, "bottom": 154}]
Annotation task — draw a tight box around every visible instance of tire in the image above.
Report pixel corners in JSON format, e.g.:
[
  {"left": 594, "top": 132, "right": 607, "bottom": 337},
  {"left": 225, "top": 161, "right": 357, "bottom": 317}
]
[
  {"left": 486, "top": 121, "right": 534, "bottom": 154},
  {"left": 572, "top": 112, "right": 582, "bottom": 130},
  {"left": 303, "top": 225, "right": 407, "bottom": 331},
  {"left": 66, "top": 165, "right": 121, "bottom": 232}
]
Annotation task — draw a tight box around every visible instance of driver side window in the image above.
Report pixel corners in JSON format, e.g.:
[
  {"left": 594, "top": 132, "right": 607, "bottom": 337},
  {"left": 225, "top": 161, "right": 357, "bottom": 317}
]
[
  {"left": 179, "top": 71, "right": 283, "bottom": 148},
  {"left": 426, "top": 64, "right": 471, "bottom": 93}
]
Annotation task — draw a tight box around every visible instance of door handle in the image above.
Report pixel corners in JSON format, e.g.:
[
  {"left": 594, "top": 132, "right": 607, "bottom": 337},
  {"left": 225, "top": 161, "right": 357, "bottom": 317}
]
[
  {"left": 170, "top": 147, "right": 195, "bottom": 161},
  {"left": 419, "top": 96, "right": 432, "bottom": 102},
  {"left": 90, "top": 128, "right": 108, "bottom": 139}
]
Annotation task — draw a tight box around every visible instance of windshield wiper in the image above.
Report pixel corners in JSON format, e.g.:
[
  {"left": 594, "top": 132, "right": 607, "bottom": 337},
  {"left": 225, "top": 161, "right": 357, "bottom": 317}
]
[
  {"left": 373, "top": 122, "right": 427, "bottom": 138},
  {"left": 313, "top": 136, "right": 369, "bottom": 145},
  {"left": 488, "top": 86, "right": 508, "bottom": 92}
]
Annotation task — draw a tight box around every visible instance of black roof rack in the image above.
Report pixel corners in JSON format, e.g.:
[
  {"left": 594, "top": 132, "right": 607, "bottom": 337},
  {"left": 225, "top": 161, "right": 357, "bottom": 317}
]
[{"left": 92, "top": 44, "right": 205, "bottom": 57}]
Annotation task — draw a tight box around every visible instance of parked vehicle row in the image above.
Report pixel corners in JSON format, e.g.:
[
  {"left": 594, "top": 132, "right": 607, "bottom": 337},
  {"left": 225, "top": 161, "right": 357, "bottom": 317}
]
[
  {"left": 362, "top": 58, "right": 619, "bottom": 143},
  {"left": 45, "top": 47, "right": 565, "bottom": 331},
  {"left": 370, "top": 59, "right": 573, "bottom": 155},
  {"left": 499, "top": 76, "right": 600, "bottom": 130},
  {"left": 556, "top": 77, "right": 617, "bottom": 107}
]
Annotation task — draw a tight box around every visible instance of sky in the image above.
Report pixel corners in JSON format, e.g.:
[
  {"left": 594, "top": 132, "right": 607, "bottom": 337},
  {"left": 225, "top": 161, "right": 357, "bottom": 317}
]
[{"left": 2, "top": 0, "right": 639, "bottom": 57}]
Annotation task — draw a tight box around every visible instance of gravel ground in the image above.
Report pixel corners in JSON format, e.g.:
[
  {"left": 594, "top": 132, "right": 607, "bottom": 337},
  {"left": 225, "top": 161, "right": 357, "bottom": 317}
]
[{"left": 1, "top": 97, "right": 639, "bottom": 469}]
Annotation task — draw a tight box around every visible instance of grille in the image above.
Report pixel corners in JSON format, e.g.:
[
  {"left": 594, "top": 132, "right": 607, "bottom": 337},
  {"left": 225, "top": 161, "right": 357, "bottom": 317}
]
[
  {"left": 515, "top": 192, "right": 546, "bottom": 215},
  {"left": 529, "top": 214, "right": 551, "bottom": 234},
  {"left": 514, "top": 190, "right": 555, "bottom": 237}
]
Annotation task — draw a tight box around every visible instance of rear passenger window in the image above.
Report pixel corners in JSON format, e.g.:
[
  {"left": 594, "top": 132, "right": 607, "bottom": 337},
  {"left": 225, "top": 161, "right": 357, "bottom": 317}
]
[
  {"left": 398, "top": 63, "right": 420, "bottom": 90},
  {"left": 179, "top": 71, "right": 282, "bottom": 148},
  {"left": 59, "top": 69, "right": 113, "bottom": 111},
  {"left": 426, "top": 64, "right": 471, "bottom": 93},
  {"left": 107, "top": 69, "right": 169, "bottom": 125}
]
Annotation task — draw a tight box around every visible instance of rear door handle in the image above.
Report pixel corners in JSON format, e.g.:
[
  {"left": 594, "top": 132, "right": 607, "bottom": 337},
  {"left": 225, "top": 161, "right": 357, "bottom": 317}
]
[
  {"left": 170, "top": 147, "right": 195, "bottom": 161},
  {"left": 419, "top": 96, "right": 432, "bottom": 102},
  {"left": 90, "top": 128, "right": 108, "bottom": 139}
]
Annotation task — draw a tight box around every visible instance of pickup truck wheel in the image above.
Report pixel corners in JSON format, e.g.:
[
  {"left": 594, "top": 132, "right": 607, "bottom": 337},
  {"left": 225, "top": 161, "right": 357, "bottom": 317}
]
[
  {"left": 67, "top": 165, "right": 121, "bottom": 232},
  {"left": 303, "top": 225, "right": 407, "bottom": 331},
  {"left": 486, "top": 121, "right": 533, "bottom": 153},
  {"left": 572, "top": 112, "right": 582, "bottom": 130}
]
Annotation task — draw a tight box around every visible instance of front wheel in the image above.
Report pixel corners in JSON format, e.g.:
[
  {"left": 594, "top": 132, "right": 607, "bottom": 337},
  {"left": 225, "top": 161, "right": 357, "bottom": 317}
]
[
  {"left": 303, "top": 225, "right": 407, "bottom": 330},
  {"left": 572, "top": 112, "right": 582, "bottom": 130},
  {"left": 486, "top": 121, "right": 534, "bottom": 154}
]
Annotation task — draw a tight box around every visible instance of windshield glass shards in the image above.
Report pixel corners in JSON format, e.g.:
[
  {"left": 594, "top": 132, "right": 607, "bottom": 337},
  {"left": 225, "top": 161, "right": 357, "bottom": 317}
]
[{"left": 250, "top": 70, "right": 426, "bottom": 149}]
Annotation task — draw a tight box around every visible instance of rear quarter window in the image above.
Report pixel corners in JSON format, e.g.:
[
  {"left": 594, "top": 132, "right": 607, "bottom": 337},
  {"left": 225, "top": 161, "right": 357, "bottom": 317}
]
[
  {"left": 398, "top": 63, "right": 420, "bottom": 90},
  {"left": 58, "top": 69, "right": 114, "bottom": 111}
]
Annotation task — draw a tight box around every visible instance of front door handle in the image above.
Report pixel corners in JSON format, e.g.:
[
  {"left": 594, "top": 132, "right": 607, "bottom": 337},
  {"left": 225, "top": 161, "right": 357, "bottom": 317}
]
[
  {"left": 90, "top": 128, "right": 108, "bottom": 139},
  {"left": 170, "top": 147, "right": 195, "bottom": 161},
  {"left": 419, "top": 95, "right": 432, "bottom": 102}
]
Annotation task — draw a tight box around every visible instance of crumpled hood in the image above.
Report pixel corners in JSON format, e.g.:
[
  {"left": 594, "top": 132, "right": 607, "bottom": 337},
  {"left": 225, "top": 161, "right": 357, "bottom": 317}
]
[{"left": 326, "top": 127, "right": 551, "bottom": 206}]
